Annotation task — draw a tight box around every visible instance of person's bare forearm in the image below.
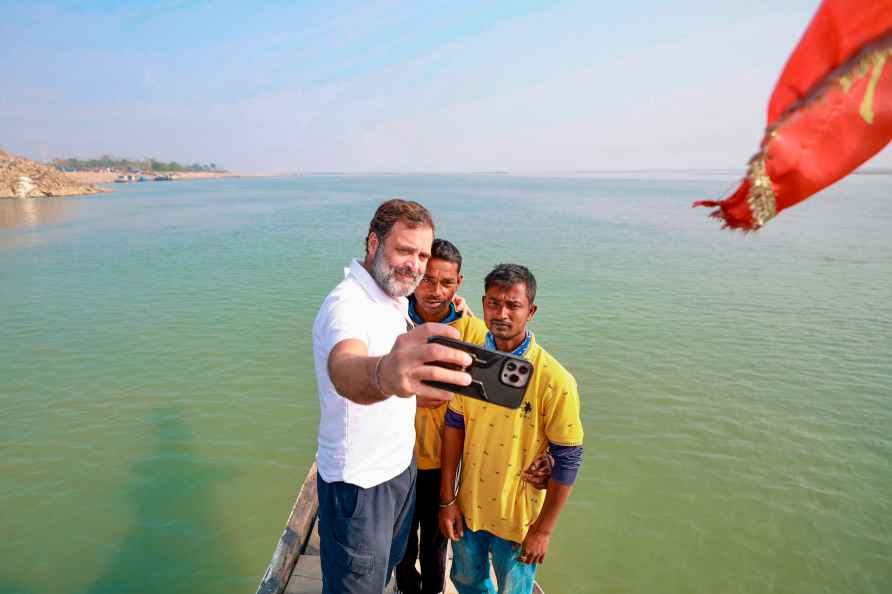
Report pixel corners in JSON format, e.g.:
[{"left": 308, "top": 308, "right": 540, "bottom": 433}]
[
  {"left": 327, "top": 343, "right": 389, "bottom": 405},
  {"left": 326, "top": 325, "right": 474, "bottom": 407},
  {"left": 438, "top": 424, "right": 466, "bottom": 540},
  {"left": 440, "top": 425, "right": 464, "bottom": 503},
  {"left": 530, "top": 479, "right": 573, "bottom": 535}
]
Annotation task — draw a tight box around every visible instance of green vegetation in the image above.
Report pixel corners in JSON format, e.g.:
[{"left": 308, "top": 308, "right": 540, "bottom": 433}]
[{"left": 51, "top": 156, "right": 224, "bottom": 173}]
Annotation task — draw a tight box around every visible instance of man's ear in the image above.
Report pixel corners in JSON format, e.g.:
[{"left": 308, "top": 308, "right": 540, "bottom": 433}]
[
  {"left": 456, "top": 274, "right": 464, "bottom": 289},
  {"left": 527, "top": 303, "right": 538, "bottom": 321},
  {"left": 366, "top": 232, "right": 380, "bottom": 261}
]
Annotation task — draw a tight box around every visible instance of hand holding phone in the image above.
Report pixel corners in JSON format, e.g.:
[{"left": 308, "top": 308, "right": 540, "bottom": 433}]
[
  {"left": 375, "top": 324, "right": 474, "bottom": 408},
  {"left": 422, "top": 336, "right": 533, "bottom": 409}
]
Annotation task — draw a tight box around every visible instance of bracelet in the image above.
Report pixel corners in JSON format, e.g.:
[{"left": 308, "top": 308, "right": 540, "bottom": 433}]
[
  {"left": 372, "top": 355, "right": 388, "bottom": 397},
  {"left": 438, "top": 496, "right": 457, "bottom": 508}
]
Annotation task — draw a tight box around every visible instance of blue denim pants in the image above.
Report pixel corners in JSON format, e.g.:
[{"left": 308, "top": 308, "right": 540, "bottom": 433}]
[
  {"left": 317, "top": 461, "right": 416, "bottom": 594},
  {"left": 450, "top": 525, "right": 537, "bottom": 594}
]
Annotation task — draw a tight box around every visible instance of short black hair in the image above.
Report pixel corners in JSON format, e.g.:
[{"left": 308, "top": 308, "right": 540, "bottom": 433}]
[
  {"left": 484, "top": 263, "right": 537, "bottom": 304},
  {"left": 431, "top": 238, "right": 462, "bottom": 272}
]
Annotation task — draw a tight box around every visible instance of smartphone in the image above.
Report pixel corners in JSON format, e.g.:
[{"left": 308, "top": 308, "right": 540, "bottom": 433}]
[{"left": 422, "top": 336, "right": 533, "bottom": 409}]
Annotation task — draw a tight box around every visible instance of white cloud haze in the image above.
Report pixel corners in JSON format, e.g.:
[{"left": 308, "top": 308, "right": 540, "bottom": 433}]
[{"left": 3, "top": 0, "right": 890, "bottom": 172}]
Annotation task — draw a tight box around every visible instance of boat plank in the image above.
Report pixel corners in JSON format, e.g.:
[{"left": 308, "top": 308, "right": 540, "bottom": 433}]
[
  {"left": 290, "top": 555, "right": 323, "bottom": 582},
  {"left": 257, "top": 463, "right": 319, "bottom": 594},
  {"left": 304, "top": 518, "right": 321, "bottom": 556},
  {"left": 283, "top": 574, "right": 322, "bottom": 594}
]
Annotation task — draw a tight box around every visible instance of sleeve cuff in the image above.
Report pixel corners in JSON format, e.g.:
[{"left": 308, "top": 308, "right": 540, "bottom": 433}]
[
  {"left": 548, "top": 443, "right": 583, "bottom": 485},
  {"left": 445, "top": 408, "right": 465, "bottom": 429}
]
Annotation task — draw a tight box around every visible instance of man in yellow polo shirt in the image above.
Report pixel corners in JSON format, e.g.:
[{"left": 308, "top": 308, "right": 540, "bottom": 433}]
[
  {"left": 438, "top": 263, "right": 584, "bottom": 594},
  {"left": 396, "top": 239, "right": 487, "bottom": 594}
]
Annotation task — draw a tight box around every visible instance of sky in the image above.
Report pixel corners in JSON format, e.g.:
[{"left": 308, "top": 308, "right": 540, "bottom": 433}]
[{"left": 3, "top": 0, "right": 891, "bottom": 173}]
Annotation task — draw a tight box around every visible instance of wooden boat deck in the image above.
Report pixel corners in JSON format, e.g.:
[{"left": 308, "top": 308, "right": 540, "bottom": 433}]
[
  {"left": 282, "top": 525, "right": 462, "bottom": 594},
  {"left": 257, "top": 464, "right": 543, "bottom": 594}
]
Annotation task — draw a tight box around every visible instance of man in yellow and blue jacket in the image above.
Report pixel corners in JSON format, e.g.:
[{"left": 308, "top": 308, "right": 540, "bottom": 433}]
[{"left": 439, "top": 263, "right": 584, "bottom": 594}]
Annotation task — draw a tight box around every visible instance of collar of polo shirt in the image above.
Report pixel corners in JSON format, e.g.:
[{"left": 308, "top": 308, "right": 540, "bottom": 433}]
[{"left": 347, "top": 258, "right": 411, "bottom": 319}]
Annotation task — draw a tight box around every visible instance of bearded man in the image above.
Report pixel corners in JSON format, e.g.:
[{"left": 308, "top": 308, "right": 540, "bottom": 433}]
[{"left": 312, "top": 199, "right": 473, "bottom": 594}]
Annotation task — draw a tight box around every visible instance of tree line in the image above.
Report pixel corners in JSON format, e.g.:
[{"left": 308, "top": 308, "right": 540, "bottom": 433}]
[{"left": 52, "top": 156, "right": 224, "bottom": 173}]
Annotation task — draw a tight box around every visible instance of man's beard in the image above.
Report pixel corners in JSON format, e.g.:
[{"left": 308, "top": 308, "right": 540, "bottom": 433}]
[{"left": 371, "top": 248, "right": 423, "bottom": 298}]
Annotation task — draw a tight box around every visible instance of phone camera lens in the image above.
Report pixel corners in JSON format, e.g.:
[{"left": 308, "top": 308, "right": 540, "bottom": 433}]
[
  {"left": 506, "top": 362, "right": 517, "bottom": 371},
  {"left": 519, "top": 366, "right": 528, "bottom": 374},
  {"left": 509, "top": 373, "right": 520, "bottom": 383}
]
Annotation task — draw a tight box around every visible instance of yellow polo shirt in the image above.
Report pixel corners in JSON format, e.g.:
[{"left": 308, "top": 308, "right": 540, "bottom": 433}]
[
  {"left": 414, "top": 315, "right": 488, "bottom": 470},
  {"left": 447, "top": 334, "right": 583, "bottom": 543}
]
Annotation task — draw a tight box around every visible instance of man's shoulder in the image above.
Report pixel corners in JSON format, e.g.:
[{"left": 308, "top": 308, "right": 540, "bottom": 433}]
[
  {"left": 331, "top": 272, "right": 369, "bottom": 300},
  {"left": 318, "top": 275, "right": 372, "bottom": 315},
  {"left": 313, "top": 275, "right": 376, "bottom": 341},
  {"left": 528, "top": 342, "right": 577, "bottom": 392},
  {"left": 450, "top": 315, "right": 487, "bottom": 344}
]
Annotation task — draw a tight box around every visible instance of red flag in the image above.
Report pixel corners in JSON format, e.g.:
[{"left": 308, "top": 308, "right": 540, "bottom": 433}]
[{"left": 695, "top": 0, "right": 892, "bottom": 231}]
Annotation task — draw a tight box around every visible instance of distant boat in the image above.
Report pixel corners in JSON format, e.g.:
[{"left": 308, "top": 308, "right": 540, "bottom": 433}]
[
  {"left": 154, "top": 174, "right": 172, "bottom": 181},
  {"left": 114, "top": 175, "right": 134, "bottom": 183},
  {"left": 138, "top": 175, "right": 148, "bottom": 182}
]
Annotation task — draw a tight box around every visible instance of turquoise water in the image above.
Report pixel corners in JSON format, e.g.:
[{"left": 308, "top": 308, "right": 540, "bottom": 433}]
[{"left": 1, "top": 174, "right": 890, "bottom": 594}]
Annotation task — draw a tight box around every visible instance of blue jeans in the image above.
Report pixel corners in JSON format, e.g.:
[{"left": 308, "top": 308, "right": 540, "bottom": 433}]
[
  {"left": 450, "top": 525, "right": 537, "bottom": 594},
  {"left": 317, "top": 461, "right": 416, "bottom": 594}
]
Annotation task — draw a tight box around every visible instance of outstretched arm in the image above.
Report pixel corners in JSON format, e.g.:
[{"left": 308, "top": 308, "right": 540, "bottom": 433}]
[{"left": 328, "top": 323, "right": 473, "bottom": 407}]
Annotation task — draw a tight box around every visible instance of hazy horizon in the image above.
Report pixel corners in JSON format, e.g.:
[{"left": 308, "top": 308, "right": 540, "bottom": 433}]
[{"left": 5, "top": 0, "right": 891, "bottom": 173}]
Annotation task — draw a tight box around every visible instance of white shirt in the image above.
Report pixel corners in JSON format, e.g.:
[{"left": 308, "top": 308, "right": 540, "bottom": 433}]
[{"left": 312, "top": 259, "right": 416, "bottom": 488}]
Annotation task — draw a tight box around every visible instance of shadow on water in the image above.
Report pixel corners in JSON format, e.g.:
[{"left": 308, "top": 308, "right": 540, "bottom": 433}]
[
  {"left": 78, "top": 407, "right": 243, "bottom": 594},
  {"left": 0, "top": 579, "right": 36, "bottom": 594}
]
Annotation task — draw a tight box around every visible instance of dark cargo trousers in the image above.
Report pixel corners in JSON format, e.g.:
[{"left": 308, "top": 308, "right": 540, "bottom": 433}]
[
  {"left": 318, "top": 461, "right": 417, "bottom": 594},
  {"left": 395, "top": 468, "right": 448, "bottom": 594}
]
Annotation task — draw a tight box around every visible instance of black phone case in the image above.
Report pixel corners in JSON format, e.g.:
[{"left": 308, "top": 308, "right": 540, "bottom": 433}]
[{"left": 423, "top": 335, "right": 533, "bottom": 409}]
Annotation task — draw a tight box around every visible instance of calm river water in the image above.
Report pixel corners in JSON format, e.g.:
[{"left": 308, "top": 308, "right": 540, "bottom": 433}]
[{"left": 2, "top": 174, "right": 890, "bottom": 594}]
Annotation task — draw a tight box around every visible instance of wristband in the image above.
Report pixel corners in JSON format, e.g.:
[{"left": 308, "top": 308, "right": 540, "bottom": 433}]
[
  {"left": 438, "top": 496, "right": 457, "bottom": 508},
  {"left": 372, "top": 355, "right": 388, "bottom": 397}
]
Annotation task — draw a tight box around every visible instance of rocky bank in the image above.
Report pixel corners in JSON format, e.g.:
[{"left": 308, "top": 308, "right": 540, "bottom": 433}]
[{"left": 0, "top": 149, "right": 103, "bottom": 198}]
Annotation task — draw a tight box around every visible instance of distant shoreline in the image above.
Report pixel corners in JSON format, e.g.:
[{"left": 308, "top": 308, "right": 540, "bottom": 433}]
[
  {"left": 61, "top": 167, "right": 892, "bottom": 188},
  {"left": 294, "top": 169, "right": 892, "bottom": 177},
  {"left": 63, "top": 170, "right": 250, "bottom": 185}
]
